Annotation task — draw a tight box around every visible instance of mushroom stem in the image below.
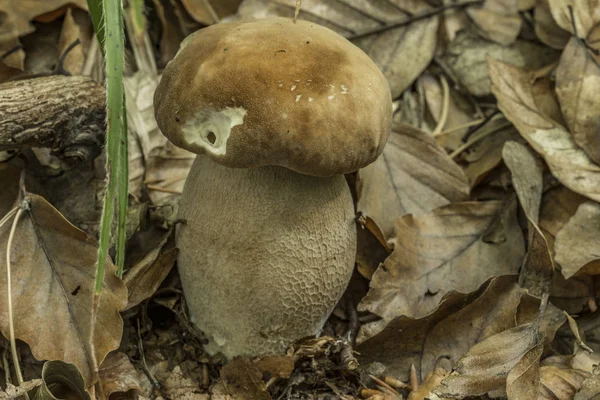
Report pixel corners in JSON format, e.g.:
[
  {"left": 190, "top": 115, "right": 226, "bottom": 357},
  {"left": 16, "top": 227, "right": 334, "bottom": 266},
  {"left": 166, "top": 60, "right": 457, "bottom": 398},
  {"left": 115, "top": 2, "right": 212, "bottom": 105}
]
[{"left": 177, "top": 155, "right": 357, "bottom": 358}]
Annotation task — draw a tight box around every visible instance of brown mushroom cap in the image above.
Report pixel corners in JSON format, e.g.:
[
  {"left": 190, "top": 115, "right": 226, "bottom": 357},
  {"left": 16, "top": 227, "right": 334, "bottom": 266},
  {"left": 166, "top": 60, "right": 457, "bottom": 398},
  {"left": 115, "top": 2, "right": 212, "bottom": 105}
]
[{"left": 154, "top": 17, "right": 392, "bottom": 177}]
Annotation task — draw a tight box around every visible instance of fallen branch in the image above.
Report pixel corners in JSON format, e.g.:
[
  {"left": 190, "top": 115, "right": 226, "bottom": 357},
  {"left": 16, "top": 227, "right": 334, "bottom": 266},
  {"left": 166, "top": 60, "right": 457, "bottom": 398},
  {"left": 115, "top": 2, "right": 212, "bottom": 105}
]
[{"left": 0, "top": 75, "right": 106, "bottom": 163}]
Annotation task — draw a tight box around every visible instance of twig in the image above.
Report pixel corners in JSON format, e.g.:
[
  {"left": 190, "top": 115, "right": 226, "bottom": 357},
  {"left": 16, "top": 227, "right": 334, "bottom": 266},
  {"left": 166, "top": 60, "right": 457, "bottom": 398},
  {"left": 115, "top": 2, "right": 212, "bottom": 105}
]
[
  {"left": 6, "top": 201, "right": 29, "bottom": 400},
  {"left": 294, "top": 0, "right": 301, "bottom": 23},
  {"left": 432, "top": 75, "right": 450, "bottom": 136},
  {"left": 450, "top": 119, "right": 511, "bottom": 159},
  {"left": 348, "top": 0, "right": 483, "bottom": 41}
]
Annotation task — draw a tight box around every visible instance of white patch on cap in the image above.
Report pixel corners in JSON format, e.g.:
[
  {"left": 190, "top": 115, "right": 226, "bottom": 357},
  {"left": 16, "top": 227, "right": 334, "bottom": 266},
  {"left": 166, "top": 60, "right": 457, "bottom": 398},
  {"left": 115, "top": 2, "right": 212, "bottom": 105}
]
[{"left": 181, "top": 106, "right": 247, "bottom": 156}]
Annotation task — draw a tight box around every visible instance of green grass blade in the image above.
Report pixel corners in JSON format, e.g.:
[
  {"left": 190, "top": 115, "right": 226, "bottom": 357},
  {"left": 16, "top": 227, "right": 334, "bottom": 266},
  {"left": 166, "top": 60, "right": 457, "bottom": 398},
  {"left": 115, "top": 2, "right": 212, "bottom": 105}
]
[
  {"left": 116, "top": 101, "right": 128, "bottom": 278},
  {"left": 86, "top": 0, "right": 105, "bottom": 48},
  {"left": 94, "top": 0, "right": 125, "bottom": 294}
]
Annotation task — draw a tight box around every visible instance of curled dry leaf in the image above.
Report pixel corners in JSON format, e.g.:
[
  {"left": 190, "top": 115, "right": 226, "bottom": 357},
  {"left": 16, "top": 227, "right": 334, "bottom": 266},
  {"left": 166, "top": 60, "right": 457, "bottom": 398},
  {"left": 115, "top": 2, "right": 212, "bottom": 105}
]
[
  {"left": 555, "top": 35, "right": 600, "bottom": 164},
  {"left": 534, "top": 0, "right": 570, "bottom": 49},
  {"left": 219, "top": 357, "right": 271, "bottom": 400},
  {"left": 575, "top": 364, "right": 600, "bottom": 400},
  {"left": 554, "top": 202, "right": 600, "bottom": 279},
  {"left": 180, "top": 0, "right": 242, "bottom": 25},
  {"left": 434, "top": 324, "right": 542, "bottom": 397},
  {"left": 36, "top": 360, "right": 88, "bottom": 400},
  {"left": 356, "top": 123, "right": 469, "bottom": 240},
  {"left": 236, "top": 0, "right": 438, "bottom": 98},
  {"left": 539, "top": 357, "right": 590, "bottom": 399},
  {"left": 441, "top": 31, "right": 560, "bottom": 96},
  {"left": 124, "top": 72, "right": 195, "bottom": 205},
  {"left": 466, "top": 0, "right": 522, "bottom": 45},
  {"left": 124, "top": 228, "right": 177, "bottom": 310},
  {"left": 506, "top": 341, "right": 543, "bottom": 400},
  {"left": 489, "top": 58, "right": 600, "bottom": 202},
  {"left": 358, "top": 200, "right": 524, "bottom": 320},
  {"left": 0, "top": 194, "right": 127, "bottom": 386},
  {"left": 503, "top": 141, "right": 553, "bottom": 296},
  {"left": 99, "top": 352, "right": 149, "bottom": 398},
  {"left": 547, "top": 0, "right": 600, "bottom": 37}
]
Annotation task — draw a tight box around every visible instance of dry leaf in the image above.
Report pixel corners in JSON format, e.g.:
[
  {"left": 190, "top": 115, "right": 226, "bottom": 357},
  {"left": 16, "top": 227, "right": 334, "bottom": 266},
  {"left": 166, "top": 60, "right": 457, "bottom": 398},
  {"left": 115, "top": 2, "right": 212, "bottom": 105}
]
[
  {"left": 555, "top": 202, "right": 600, "bottom": 279},
  {"left": 539, "top": 359, "right": 589, "bottom": 399},
  {"left": 547, "top": 0, "right": 600, "bottom": 37},
  {"left": 252, "top": 355, "right": 294, "bottom": 379},
  {"left": 125, "top": 72, "right": 195, "bottom": 205},
  {"left": 0, "top": 194, "right": 127, "bottom": 386},
  {"left": 358, "top": 200, "right": 524, "bottom": 320},
  {"left": 441, "top": 31, "right": 560, "bottom": 96},
  {"left": 466, "top": 0, "right": 522, "bottom": 45},
  {"left": 35, "top": 360, "right": 88, "bottom": 400},
  {"left": 236, "top": 0, "right": 438, "bottom": 98},
  {"left": 356, "top": 124, "right": 469, "bottom": 240},
  {"left": 124, "top": 229, "right": 177, "bottom": 310},
  {"left": 180, "top": 0, "right": 242, "bottom": 25},
  {"left": 534, "top": 0, "right": 570, "bottom": 49},
  {"left": 575, "top": 364, "right": 600, "bottom": 400},
  {"left": 356, "top": 284, "right": 484, "bottom": 381},
  {"left": 0, "top": 0, "right": 88, "bottom": 69},
  {"left": 57, "top": 8, "right": 87, "bottom": 75},
  {"left": 555, "top": 35, "right": 600, "bottom": 164},
  {"left": 503, "top": 141, "right": 554, "bottom": 296},
  {"left": 539, "top": 186, "right": 587, "bottom": 244},
  {"left": 434, "top": 324, "right": 542, "bottom": 397},
  {"left": 99, "top": 352, "right": 149, "bottom": 398},
  {"left": 220, "top": 357, "right": 270, "bottom": 400},
  {"left": 489, "top": 58, "right": 600, "bottom": 202},
  {"left": 506, "top": 341, "right": 543, "bottom": 399}
]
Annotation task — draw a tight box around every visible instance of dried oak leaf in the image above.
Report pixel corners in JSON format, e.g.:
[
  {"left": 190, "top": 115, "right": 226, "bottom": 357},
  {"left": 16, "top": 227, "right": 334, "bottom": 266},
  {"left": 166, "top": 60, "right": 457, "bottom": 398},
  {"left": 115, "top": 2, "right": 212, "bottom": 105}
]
[
  {"left": 180, "top": 0, "right": 242, "bottom": 25},
  {"left": 575, "top": 364, "right": 600, "bottom": 400},
  {"left": 357, "top": 200, "right": 524, "bottom": 321},
  {"left": 358, "top": 276, "right": 534, "bottom": 383},
  {"left": 506, "top": 341, "right": 544, "bottom": 400},
  {"left": 466, "top": 0, "right": 522, "bottom": 45},
  {"left": 220, "top": 357, "right": 270, "bottom": 400},
  {"left": 236, "top": 0, "right": 438, "bottom": 98},
  {"left": 99, "top": 352, "right": 150, "bottom": 398},
  {"left": 0, "top": 194, "right": 127, "bottom": 386},
  {"left": 503, "top": 141, "right": 553, "bottom": 296},
  {"left": 556, "top": 34, "right": 600, "bottom": 164},
  {"left": 434, "top": 324, "right": 542, "bottom": 397},
  {"left": 441, "top": 31, "right": 560, "bottom": 96},
  {"left": 547, "top": 0, "right": 600, "bottom": 37},
  {"left": 489, "top": 58, "right": 600, "bottom": 202},
  {"left": 554, "top": 201, "right": 600, "bottom": 279},
  {"left": 534, "top": 0, "right": 570, "bottom": 49},
  {"left": 538, "top": 356, "right": 590, "bottom": 399},
  {"left": 356, "top": 123, "right": 469, "bottom": 240}
]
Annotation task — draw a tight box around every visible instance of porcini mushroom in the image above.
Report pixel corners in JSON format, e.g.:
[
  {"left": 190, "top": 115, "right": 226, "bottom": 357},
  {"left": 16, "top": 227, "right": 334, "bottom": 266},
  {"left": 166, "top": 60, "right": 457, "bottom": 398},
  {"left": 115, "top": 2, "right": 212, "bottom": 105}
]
[{"left": 154, "top": 17, "right": 392, "bottom": 358}]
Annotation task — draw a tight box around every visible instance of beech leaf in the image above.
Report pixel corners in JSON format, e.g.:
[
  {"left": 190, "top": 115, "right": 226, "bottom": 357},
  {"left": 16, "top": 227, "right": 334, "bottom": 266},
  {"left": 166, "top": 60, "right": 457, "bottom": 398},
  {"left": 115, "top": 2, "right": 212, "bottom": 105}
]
[
  {"left": 0, "top": 194, "right": 127, "bottom": 386},
  {"left": 489, "top": 58, "right": 600, "bottom": 202},
  {"left": 356, "top": 124, "right": 469, "bottom": 240}
]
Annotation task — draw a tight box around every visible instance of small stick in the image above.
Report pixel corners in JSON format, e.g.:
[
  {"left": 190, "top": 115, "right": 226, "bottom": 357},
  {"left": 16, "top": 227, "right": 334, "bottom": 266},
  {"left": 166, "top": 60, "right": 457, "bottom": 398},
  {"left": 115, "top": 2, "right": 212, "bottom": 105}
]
[{"left": 432, "top": 75, "right": 450, "bottom": 136}]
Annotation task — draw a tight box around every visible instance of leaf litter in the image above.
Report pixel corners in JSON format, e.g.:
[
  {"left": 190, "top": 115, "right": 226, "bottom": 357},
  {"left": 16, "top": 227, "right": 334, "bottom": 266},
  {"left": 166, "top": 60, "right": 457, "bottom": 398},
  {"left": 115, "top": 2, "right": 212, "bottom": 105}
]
[{"left": 1, "top": 0, "right": 600, "bottom": 399}]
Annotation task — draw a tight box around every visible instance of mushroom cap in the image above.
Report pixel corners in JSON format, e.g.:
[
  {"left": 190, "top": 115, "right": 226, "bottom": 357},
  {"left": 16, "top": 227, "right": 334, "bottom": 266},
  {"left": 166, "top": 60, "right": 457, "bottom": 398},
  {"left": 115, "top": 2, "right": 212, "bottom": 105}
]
[{"left": 154, "top": 17, "right": 392, "bottom": 177}]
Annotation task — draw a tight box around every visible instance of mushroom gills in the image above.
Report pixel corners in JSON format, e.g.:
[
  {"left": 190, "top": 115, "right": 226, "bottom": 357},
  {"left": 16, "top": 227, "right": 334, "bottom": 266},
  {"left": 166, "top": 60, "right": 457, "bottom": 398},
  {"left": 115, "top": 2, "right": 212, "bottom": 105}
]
[{"left": 177, "top": 155, "right": 357, "bottom": 358}]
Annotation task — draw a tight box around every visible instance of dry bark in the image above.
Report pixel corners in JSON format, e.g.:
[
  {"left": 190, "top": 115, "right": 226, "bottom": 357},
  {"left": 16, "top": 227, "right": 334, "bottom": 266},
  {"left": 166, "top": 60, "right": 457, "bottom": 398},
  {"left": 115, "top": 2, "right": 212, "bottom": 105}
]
[{"left": 0, "top": 75, "right": 106, "bottom": 162}]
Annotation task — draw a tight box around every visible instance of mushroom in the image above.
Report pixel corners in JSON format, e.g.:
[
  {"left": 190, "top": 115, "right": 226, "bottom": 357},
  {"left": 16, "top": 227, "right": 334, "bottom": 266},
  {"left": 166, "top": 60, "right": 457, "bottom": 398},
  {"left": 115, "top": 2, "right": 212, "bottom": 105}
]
[{"left": 154, "top": 17, "right": 392, "bottom": 358}]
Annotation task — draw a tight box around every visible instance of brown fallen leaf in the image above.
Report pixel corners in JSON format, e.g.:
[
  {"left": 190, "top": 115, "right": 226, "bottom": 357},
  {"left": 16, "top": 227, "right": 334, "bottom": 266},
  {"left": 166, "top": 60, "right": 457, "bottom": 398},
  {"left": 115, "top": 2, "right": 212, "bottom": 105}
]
[
  {"left": 441, "top": 31, "right": 560, "bottom": 96},
  {"left": 539, "top": 186, "right": 587, "bottom": 245},
  {"left": 506, "top": 341, "right": 544, "bottom": 400},
  {"left": 0, "top": 0, "right": 88, "bottom": 70},
  {"left": 466, "top": 0, "right": 522, "bottom": 45},
  {"left": 503, "top": 141, "right": 554, "bottom": 296},
  {"left": 124, "top": 72, "right": 195, "bottom": 206},
  {"left": 358, "top": 200, "right": 524, "bottom": 320},
  {"left": 356, "top": 124, "right": 470, "bottom": 240},
  {"left": 538, "top": 356, "right": 590, "bottom": 399},
  {"left": 534, "top": 0, "right": 570, "bottom": 49},
  {"left": 252, "top": 354, "right": 294, "bottom": 379},
  {"left": 574, "top": 364, "right": 600, "bottom": 400},
  {"left": 546, "top": 0, "right": 600, "bottom": 37},
  {"left": 99, "top": 352, "right": 149, "bottom": 398},
  {"left": 434, "top": 323, "right": 542, "bottom": 397},
  {"left": 124, "top": 228, "right": 177, "bottom": 310},
  {"left": 35, "top": 360, "right": 88, "bottom": 400},
  {"left": 0, "top": 194, "right": 127, "bottom": 386},
  {"left": 220, "top": 357, "right": 271, "bottom": 400},
  {"left": 489, "top": 58, "right": 600, "bottom": 202},
  {"left": 236, "top": 0, "right": 438, "bottom": 98},
  {"left": 555, "top": 202, "right": 600, "bottom": 279},
  {"left": 180, "top": 0, "right": 242, "bottom": 25},
  {"left": 555, "top": 35, "right": 600, "bottom": 164}
]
